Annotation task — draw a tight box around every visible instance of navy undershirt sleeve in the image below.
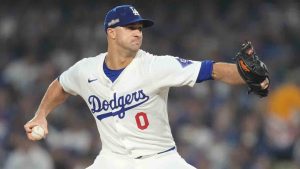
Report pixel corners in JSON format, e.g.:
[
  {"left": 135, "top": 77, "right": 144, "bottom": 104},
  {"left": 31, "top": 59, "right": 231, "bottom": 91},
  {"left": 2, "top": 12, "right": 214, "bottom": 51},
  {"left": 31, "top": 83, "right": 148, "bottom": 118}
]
[{"left": 196, "top": 60, "right": 214, "bottom": 83}]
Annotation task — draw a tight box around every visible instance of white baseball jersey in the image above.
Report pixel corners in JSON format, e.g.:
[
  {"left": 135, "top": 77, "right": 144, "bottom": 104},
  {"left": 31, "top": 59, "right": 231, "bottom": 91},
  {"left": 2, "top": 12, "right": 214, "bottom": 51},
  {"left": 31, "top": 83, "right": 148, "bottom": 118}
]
[{"left": 59, "top": 50, "right": 202, "bottom": 158}]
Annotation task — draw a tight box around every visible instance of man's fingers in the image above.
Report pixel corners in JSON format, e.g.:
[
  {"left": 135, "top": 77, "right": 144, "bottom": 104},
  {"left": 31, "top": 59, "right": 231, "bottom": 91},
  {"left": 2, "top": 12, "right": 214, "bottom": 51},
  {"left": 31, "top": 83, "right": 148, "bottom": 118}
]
[
  {"left": 260, "top": 78, "right": 269, "bottom": 89},
  {"left": 246, "top": 47, "right": 254, "bottom": 55},
  {"left": 24, "top": 122, "right": 48, "bottom": 140},
  {"left": 26, "top": 130, "right": 37, "bottom": 141},
  {"left": 27, "top": 133, "right": 40, "bottom": 141},
  {"left": 24, "top": 123, "right": 33, "bottom": 133},
  {"left": 25, "top": 124, "right": 35, "bottom": 140},
  {"left": 25, "top": 125, "right": 47, "bottom": 141},
  {"left": 26, "top": 132, "right": 34, "bottom": 140}
]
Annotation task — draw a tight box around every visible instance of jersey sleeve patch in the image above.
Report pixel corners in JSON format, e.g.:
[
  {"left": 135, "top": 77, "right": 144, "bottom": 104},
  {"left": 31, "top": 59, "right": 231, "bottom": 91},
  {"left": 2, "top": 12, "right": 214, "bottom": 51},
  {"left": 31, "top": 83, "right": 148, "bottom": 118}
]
[{"left": 175, "top": 57, "right": 193, "bottom": 68}]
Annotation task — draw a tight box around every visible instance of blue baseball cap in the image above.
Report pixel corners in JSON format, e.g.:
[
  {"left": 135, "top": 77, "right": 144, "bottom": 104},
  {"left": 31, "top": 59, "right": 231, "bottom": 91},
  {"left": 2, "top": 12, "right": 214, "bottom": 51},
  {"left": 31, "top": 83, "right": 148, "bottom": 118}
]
[{"left": 104, "top": 5, "right": 154, "bottom": 32}]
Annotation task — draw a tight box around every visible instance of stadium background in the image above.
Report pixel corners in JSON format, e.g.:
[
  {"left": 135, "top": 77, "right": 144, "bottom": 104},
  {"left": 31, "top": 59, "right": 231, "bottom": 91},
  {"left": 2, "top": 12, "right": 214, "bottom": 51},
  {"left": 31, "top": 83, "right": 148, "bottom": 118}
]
[{"left": 0, "top": 0, "right": 299, "bottom": 168}]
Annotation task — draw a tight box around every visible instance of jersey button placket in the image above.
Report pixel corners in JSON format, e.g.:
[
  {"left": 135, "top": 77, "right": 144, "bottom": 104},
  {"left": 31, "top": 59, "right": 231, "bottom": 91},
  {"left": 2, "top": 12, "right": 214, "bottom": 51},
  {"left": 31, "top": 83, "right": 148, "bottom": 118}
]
[
  {"left": 115, "top": 120, "right": 132, "bottom": 154},
  {"left": 114, "top": 118, "right": 124, "bottom": 142}
]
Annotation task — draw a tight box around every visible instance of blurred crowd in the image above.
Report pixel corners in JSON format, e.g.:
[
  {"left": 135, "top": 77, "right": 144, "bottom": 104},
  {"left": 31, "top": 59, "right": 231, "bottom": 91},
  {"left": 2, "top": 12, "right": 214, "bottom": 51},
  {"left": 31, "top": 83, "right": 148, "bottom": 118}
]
[{"left": 0, "top": 0, "right": 300, "bottom": 169}]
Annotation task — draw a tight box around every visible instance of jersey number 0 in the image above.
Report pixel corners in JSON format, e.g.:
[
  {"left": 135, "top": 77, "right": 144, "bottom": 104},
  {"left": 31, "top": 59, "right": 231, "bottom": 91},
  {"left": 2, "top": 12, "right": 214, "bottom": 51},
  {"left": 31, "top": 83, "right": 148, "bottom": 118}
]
[{"left": 135, "top": 112, "right": 149, "bottom": 130}]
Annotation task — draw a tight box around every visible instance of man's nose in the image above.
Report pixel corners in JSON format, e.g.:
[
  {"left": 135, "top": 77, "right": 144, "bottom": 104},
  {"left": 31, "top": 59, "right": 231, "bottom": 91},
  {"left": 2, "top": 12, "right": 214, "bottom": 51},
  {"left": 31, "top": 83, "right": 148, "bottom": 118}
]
[{"left": 133, "top": 29, "right": 142, "bottom": 37}]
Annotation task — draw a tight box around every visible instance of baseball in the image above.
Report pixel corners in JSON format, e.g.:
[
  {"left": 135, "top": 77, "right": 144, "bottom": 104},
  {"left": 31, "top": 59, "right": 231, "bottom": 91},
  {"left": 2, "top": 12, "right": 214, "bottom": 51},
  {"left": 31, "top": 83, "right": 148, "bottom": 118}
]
[{"left": 31, "top": 126, "right": 45, "bottom": 140}]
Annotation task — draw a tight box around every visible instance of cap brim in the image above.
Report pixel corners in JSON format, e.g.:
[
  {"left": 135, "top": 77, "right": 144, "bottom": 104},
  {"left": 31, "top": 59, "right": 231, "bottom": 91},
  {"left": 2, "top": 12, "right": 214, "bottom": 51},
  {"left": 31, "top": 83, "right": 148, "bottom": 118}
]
[
  {"left": 125, "top": 19, "right": 154, "bottom": 28},
  {"left": 140, "top": 19, "right": 154, "bottom": 28}
]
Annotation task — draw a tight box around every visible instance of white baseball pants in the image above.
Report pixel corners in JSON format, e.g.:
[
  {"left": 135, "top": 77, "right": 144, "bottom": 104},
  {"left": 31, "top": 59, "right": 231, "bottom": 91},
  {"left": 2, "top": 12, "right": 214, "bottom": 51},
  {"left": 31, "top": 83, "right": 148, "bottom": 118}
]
[{"left": 86, "top": 149, "right": 196, "bottom": 169}]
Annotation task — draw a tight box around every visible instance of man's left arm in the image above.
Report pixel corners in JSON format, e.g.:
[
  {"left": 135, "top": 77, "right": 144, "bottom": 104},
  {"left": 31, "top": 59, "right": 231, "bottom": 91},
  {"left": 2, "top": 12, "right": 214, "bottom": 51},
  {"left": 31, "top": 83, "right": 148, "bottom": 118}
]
[{"left": 212, "top": 62, "right": 245, "bottom": 85}]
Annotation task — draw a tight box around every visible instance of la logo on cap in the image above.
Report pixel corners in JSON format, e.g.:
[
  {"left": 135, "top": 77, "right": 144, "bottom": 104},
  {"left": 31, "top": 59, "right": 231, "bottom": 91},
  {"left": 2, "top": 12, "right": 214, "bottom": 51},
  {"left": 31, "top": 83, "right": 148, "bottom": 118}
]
[
  {"left": 104, "top": 5, "right": 154, "bottom": 32},
  {"left": 130, "top": 7, "right": 140, "bottom": 16}
]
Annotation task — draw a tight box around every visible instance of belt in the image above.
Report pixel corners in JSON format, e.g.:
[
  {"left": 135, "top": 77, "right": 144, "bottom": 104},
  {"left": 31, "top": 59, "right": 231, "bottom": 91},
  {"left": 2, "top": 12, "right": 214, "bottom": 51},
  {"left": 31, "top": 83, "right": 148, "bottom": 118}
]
[{"left": 135, "top": 146, "right": 176, "bottom": 159}]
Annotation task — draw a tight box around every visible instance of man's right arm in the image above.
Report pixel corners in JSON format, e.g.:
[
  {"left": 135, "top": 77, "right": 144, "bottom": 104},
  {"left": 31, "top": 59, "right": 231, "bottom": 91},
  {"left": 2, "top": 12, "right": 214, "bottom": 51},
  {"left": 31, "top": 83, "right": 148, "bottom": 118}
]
[{"left": 24, "top": 79, "right": 70, "bottom": 141}]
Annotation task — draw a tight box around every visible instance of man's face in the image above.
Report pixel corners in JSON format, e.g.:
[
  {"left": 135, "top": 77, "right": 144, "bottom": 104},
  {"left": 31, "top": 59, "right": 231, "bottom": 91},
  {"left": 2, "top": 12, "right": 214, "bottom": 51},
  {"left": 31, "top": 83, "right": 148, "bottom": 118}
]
[{"left": 114, "top": 23, "right": 143, "bottom": 52}]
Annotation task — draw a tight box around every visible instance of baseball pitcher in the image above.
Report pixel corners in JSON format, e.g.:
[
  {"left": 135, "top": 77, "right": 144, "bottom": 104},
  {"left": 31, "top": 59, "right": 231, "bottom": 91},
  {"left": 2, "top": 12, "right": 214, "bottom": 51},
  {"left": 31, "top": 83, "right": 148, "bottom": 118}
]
[{"left": 24, "top": 5, "right": 269, "bottom": 169}]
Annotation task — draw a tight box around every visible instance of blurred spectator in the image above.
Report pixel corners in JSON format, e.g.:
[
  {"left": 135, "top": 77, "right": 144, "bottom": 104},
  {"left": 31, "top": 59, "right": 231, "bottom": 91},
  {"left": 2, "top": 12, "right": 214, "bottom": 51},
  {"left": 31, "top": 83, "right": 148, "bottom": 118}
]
[
  {"left": 46, "top": 111, "right": 93, "bottom": 155},
  {"left": 3, "top": 134, "right": 54, "bottom": 169},
  {"left": 3, "top": 54, "right": 41, "bottom": 94},
  {"left": 265, "top": 68, "right": 300, "bottom": 159}
]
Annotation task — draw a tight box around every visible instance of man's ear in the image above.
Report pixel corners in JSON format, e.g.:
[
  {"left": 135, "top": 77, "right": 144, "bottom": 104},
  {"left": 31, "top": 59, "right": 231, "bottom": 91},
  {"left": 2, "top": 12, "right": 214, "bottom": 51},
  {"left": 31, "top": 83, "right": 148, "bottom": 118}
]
[{"left": 107, "top": 28, "right": 116, "bottom": 39}]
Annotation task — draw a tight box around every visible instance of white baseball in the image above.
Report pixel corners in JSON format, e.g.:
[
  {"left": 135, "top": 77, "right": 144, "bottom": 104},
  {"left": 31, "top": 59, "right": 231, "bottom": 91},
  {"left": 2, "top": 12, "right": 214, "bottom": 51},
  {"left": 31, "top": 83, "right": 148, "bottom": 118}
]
[{"left": 31, "top": 126, "right": 45, "bottom": 140}]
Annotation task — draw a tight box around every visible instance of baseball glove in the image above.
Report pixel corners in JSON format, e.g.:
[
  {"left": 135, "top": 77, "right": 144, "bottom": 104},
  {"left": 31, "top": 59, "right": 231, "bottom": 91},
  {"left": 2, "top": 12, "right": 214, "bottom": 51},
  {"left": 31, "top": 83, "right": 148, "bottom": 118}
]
[{"left": 235, "top": 41, "right": 269, "bottom": 97}]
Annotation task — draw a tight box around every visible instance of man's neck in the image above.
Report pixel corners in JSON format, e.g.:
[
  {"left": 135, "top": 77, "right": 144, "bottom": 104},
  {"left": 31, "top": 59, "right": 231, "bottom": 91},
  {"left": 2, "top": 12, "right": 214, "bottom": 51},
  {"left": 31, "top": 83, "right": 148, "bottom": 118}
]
[{"left": 106, "top": 48, "right": 138, "bottom": 70}]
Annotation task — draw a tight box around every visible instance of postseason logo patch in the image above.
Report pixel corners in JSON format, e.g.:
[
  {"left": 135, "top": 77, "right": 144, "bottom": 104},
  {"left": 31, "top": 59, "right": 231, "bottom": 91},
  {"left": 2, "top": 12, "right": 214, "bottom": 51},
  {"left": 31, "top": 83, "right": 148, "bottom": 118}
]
[{"left": 176, "top": 57, "right": 193, "bottom": 68}]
